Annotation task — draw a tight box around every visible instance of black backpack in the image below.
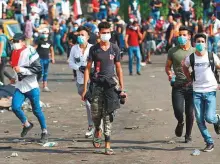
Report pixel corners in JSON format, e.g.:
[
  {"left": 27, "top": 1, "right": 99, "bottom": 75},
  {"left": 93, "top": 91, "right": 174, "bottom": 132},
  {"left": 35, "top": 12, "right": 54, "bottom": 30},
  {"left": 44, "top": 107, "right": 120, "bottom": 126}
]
[{"left": 190, "top": 52, "right": 220, "bottom": 83}]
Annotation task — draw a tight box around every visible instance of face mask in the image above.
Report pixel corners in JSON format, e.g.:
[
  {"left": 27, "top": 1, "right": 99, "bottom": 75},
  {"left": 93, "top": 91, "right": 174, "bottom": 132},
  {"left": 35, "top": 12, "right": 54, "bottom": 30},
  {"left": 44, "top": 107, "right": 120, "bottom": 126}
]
[
  {"left": 150, "top": 19, "right": 154, "bottom": 24},
  {"left": 42, "top": 34, "right": 48, "bottom": 39},
  {"left": 72, "top": 27, "right": 78, "bottom": 32},
  {"left": 100, "top": 33, "right": 111, "bottom": 42},
  {"left": 77, "top": 36, "right": 86, "bottom": 45},
  {"left": 195, "top": 43, "right": 206, "bottom": 52},
  {"left": 13, "top": 43, "right": 23, "bottom": 50},
  {"left": 130, "top": 25, "right": 137, "bottom": 30},
  {"left": 178, "top": 36, "right": 188, "bottom": 45}
]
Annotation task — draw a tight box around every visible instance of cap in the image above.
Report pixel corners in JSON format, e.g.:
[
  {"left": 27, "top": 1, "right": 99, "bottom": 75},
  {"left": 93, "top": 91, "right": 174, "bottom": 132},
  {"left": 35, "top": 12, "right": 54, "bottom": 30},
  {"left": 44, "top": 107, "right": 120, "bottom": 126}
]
[{"left": 13, "top": 33, "right": 25, "bottom": 41}]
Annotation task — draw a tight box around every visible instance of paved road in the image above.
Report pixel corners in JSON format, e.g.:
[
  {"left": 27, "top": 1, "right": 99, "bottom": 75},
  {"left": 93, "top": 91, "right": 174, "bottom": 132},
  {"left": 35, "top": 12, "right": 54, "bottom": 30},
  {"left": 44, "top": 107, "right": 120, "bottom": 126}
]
[{"left": 0, "top": 54, "right": 220, "bottom": 164}]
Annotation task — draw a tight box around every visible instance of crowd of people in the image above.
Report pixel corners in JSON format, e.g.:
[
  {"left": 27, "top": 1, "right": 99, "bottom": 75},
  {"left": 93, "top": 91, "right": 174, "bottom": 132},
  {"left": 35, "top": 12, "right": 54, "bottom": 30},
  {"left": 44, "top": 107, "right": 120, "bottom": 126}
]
[{"left": 0, "top": 0, "right": 220, "bottom": 155}]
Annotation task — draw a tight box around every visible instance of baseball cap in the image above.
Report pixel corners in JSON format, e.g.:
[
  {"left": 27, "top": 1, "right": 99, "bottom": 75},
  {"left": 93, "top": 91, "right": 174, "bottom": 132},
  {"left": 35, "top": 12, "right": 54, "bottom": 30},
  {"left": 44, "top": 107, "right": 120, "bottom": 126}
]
[{"left": 12, "top": 33, "right": 25, "bottom": 41}]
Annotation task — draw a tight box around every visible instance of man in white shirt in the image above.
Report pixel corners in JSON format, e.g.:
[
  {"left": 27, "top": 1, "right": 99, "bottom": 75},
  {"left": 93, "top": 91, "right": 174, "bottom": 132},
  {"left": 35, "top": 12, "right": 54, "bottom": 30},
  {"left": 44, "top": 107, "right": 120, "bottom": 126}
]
[
  {"left": 207, "top": 13, "right": 220, "bottom": 54},
  {"left": 183, "top": 33, "right": 220, "bottom": 152},
  {"left": 180, "top": 0, "right": 194, "bottom": 26},
  {"left": 68, "top": 26, "right": 95, "bottom": 138}
]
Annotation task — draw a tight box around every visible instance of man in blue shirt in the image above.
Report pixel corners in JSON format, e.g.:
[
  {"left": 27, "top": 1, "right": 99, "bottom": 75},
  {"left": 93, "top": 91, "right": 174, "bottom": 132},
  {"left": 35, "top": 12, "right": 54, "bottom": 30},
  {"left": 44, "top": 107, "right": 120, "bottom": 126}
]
[
  {"left": 213, "top": 0, "right": 220, "bottom": 20},
  {"left": 108, "top": 0, "right": 120, "bottom": 18},
  {"left": 98, "top": 0, "right": 108, "bottom": 20}
]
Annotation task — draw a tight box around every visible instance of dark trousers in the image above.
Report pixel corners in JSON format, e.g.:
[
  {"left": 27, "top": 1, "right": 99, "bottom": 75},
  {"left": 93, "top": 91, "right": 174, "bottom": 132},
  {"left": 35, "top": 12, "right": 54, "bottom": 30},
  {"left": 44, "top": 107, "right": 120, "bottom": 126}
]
[
  {"left": 172, "top": 85, "right": 194, "bottom": 136},
  {"left": 0, "top": 57, "right": 12, "bottom": 84}
]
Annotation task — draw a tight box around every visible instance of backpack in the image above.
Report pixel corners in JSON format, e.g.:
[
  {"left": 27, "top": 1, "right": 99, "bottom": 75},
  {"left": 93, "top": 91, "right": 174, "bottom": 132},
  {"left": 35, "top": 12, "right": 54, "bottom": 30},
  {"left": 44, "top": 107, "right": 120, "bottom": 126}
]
[
  {"left": 0, "top": 34, "right": 12, "bottom": 58},
  {"left": 190, "top": 52, "right": 220, "bottom": 83}
]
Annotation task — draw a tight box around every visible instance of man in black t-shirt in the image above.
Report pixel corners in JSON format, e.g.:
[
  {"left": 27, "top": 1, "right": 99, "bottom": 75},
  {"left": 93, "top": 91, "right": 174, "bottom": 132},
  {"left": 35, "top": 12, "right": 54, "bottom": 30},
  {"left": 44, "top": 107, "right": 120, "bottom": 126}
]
[
  {"left": 13, "top": 0, "right": 24, "bottom": 30},
  {"left": 203, "top": 0, "right": 211, "bottom": 24},
  {"left": 35, "top": 29, "right": 55, "bottom": 92},
  {"left": 150, "top": 0, "right": 162, "bottom": 25},
  {"left": 81, "top": 22, "right": 126, "bottom": 155},
  {"left": 166, "top": 15, "right": 175, "bottom": 52}
]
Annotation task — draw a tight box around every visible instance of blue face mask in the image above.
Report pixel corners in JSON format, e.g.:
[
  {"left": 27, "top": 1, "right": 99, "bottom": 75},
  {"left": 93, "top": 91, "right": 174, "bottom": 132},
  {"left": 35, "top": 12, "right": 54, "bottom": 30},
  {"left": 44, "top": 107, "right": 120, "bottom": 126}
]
[
  {"left": 195, "top": 43, "right": 206, "bottom": 52},
  {"left": 72, "top": 27, "right": 78, "bottom": 32},
  {"left": 77, "top": 36, "right": 85, "bottom": 45},
  {"left": 178, "top": 36, "right": 188, "bottom": 45}
]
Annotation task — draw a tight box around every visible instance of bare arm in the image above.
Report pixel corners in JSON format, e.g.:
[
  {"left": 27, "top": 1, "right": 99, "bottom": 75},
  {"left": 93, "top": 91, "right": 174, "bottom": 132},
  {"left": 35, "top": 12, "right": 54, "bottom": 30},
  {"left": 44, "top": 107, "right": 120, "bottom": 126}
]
[
  {"left": 115, "top": 62, "right": 124, "bottom": 90},
  {"left": 125, "top": 34, "right": 129, "bottom": 48},
  {"left": 0, "top": 42, "right": 4, "bottom": 58},
  {"left": 182, "top": 60, "right": 192, "bottom": 81},
  {"left": 83, "top": 61, "right": 92, "bottom": 92},
  {"left": 165, "top": 59, "right": 173, "bottom": 81},
  {"left": 50, "top": 46, "right": 55, "bottom": 63}
]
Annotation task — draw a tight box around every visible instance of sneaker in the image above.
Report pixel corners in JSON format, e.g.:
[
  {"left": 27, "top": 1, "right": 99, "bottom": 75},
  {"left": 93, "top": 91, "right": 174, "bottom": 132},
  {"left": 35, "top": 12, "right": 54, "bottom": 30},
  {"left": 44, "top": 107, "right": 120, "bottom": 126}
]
[
  {"left": 137, "top": 72, "right": 141, "bottom": 75},
  {"left": 175, "top": 122, "right": 184, "bottom": 137},
  {"left": 21, "top": 122, "right": 34, "bottom": 137},
  {"left": 40, "top": 133, "right": 48, "bottom": 143},
  {"left": 203, "top": 143, "right": 214, "bottom": 152},
  {"left": 85, "top": 126, "right": 95, "bottom": 138},
  {"left": 147, "top": 61, "right": 152, "bottom": 64},
  {"left": 42, "top": 87, "right": 51, "bottom": 92},
  {"left": 185, "top": 135, "right": 192, "bottom": 143},
  {"left": 214, "top": 114, "right": 220, "bottom": 134},
  {"left": 140, "top": 62, "right": 146, "bottom": 66},
  {"left": 129, "top": 72, "right": 133, "bottom": 76}
]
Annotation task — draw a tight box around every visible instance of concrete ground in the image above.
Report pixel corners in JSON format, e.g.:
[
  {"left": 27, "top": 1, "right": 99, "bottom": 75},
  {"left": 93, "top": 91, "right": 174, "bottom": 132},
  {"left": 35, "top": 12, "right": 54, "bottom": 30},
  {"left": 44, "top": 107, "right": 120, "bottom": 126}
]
[{"left": 0, "top": 54, "right": 220, "bottom": 164}]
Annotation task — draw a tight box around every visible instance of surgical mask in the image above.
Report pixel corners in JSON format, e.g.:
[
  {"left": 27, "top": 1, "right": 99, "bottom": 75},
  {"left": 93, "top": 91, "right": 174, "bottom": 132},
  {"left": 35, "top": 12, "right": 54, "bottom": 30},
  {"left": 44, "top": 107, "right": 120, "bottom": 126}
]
[
  {"left": 72, "top": 27, "right": 78, "bottom": 32},
  {"left": 160, "top": 17, "right": 164, "bottom": 21},
  {"left": 77, "top": 35, "right": 86, "bottom": 45},
  {"left": 130, "top": 25, "right": 137, "bottom": 30},
  {"left": 42, "top": 34, "right": 48, "bottom": 39},
  {"left": 178, "top": 36, "right": 188, "bottom": 45},
  {"left": 13, "top": 43, "right": 22, "bottom": 50},
  {"left": 150, "top": 19, "right": 154, "bottom": 24},
  {"left": 195, "top": 43, "right": 206, "bottom": 52},
  {"left": 100, "top": 33, "right": 111, "bottom": 42}
]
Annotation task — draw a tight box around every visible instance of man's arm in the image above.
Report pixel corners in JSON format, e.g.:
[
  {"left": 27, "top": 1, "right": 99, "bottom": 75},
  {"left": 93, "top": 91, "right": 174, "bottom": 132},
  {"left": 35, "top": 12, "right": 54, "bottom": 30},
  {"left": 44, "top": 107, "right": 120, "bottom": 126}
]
[
  {"left": 83, "top": 61, "right": 92, "bottom": 92},
  {"left": 182, "top": 57, "right": 191, "bottom": 81},
  {"left": 115, "top": 62, "right": 124, "bottom": 90},
  {"left": 125, "top": 34, "right": 129, "bottom": 48},
  {"left": 50, "top": 46, "right": 55, "bottom": 64},
  {"left": 165, "top": 59, "right": 173, "bottom": 81},
  {"left": 0, "top": 41, "right": 4, "bottom": 63}
]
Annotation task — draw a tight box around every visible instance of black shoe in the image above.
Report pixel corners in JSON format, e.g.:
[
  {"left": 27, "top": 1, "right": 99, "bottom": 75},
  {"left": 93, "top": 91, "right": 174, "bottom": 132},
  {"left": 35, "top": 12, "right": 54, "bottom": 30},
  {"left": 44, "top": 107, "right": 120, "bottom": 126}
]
[
  {"left": 185, "top": 135, "right": 192, "bottom": 143},
  {"left": 21, "top": 122, "right": 34, "bottom": 137},
  {"left": 214, "top": 114, "right": 220, "bottom": 134},
  {"left": 137, "top": 72, "right": 141, "bottom": 75},
  {"left": 39, "top": 133, "right": 48, "bottom": 143},
  {"left": 129, "top": 72, "right": 133, "bottom": 76},
  {"left": 175, "top": 122, "right": 184, "bottom": 137},
  {"left": 203, "top": 143, "right": 214, "bottom": 152}
]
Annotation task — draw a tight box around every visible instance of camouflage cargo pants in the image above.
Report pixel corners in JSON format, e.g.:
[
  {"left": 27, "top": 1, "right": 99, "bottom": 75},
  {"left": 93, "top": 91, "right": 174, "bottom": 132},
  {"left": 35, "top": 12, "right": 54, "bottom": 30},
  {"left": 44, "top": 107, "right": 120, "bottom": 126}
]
[{"left": 91, "top": 85, "right": 112, "bottom": 137}]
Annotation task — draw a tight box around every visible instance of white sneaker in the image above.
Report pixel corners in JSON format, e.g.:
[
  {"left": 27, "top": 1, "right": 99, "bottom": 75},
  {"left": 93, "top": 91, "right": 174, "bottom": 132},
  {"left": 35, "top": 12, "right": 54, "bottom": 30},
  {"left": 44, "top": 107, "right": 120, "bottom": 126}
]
[
  {"left": 42, "top": 87, "right": 51, "bottom": 92},
  {"left": 140, "top": 62, "right": 146, "bottom": 66},
  {"left": 85, "top": 127, "right": 95, "bottom": 138}
]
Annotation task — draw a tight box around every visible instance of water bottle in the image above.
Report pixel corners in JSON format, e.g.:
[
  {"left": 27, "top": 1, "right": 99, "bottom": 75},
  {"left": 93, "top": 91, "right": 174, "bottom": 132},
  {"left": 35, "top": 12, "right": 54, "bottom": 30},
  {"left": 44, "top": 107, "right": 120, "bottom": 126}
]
[{"left": 170, "top": 75, "right": 176, "bottom": 87}]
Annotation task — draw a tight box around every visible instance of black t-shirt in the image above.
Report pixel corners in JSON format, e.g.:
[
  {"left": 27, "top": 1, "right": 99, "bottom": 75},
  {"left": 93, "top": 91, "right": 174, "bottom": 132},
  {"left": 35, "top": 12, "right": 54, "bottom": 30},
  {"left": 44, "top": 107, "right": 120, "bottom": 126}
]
[
  {"left": 143, "top": 24, "right": 154, "bottom": 41},
  {"left": 203, "top": 0, "right": 211, "bottom": 9},
  {"left": 88, "top": 43, "right": 120, "bottom": 77},
  {"left": 88, "top": 32, "right": 97, "bottom": 45},
  {"left": 116, "top": 24, "right": 124, "bottom": 34},
  {"left": 150, "top": 0, "right": 162, "bottom": 12},
  {"left": 36, "top": 39, "right": 52, "bottom": 59},
  {"left": 110, "top": 31, "right": 120, "bottom": 47},
  {"left": 13, "top": 1, "right": 22, "bottom": 14},
  {"left": 165, "top": 23, "right": 174, "bottom": 40},
  {"left": 68, "top": 32, "right": 78, "bottom": 45}
]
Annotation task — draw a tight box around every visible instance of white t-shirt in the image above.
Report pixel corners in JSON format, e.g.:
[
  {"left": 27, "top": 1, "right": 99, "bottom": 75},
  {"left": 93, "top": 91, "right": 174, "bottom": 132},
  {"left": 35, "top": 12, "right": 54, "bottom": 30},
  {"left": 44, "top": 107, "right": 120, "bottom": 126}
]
[
  {"left": 185, "top": 52, "right": 220, "bottom": 92},
  {"left": 207, "top": 18, "right": 220, "bottom": 37}
]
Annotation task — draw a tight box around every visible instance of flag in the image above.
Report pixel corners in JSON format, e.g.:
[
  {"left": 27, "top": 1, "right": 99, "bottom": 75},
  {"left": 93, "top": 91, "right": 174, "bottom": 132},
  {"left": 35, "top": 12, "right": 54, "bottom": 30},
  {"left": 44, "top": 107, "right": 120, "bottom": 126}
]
[{"left": 73, "top": 0, "right": 82, "bottom": 19}]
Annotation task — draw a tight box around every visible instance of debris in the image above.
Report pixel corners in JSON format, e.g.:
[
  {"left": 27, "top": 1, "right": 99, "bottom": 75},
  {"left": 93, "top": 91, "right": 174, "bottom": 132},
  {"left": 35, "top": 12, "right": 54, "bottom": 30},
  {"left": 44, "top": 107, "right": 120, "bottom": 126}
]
[
  {"left": 11, "top": 152, "right": 18, "bottom": 157},
  {"left": 147, "top": 109, "right": 155, "bottom": 111},
  {"left": 167, "top": 140, "right": 176, "bottom": 144},
  {"left": 0, "top": 110, "right": 4, "bottom": 113},
  {"left": 191, "top": 149, "right": 200, "bottom": 156},
  {"left": 43, "top": 142, "right": 58, "bottom": 147},
  {"left": 53, "top": 121, "right": 58, "bottom": 123},
  {"left": 58, "top": 107, "right": 62, "bottom": 110},
  {"left": 12, "top": 139, "right": 25, "bottom": 143},
  {"left": 124, "top": 126, "right": 139, "bottom": 130},
  {"left": 155, "top": 108, "right": 163, "bottom": 111},
  {"left": 150, "top": 75, "right": 156, "bottom": 78},
  {"left": 165, "top": 136, "right": 170, "bottom": 139}
]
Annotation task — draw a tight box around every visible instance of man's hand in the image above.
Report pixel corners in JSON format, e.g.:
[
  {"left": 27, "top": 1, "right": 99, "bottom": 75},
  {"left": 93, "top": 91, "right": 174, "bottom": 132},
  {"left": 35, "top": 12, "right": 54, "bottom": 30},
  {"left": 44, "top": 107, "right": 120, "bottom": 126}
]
[
  {"left": 0, "top": 58, "right": 2, "bottom": 64},
  {"left": 51, "top": 59, "right": 55, "bottom": 64},
  {"left": 168, "top": 74, "right": 172, "bottom": 81},
  {"left": 81, "top": 90, "right": 87, "bottom": 101},
  {"left": 14, "top": 66, "right": 20, "bottom": 73},
  {"left": 79, "top": 66, "right": 86, "bottom": 73}
]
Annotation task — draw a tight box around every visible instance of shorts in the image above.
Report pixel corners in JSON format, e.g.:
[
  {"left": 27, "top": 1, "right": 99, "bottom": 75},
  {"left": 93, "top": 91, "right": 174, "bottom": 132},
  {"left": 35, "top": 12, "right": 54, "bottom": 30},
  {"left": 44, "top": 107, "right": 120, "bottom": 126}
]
[{"left": 144, "top": 40, "right": 156, "bottom": 53}]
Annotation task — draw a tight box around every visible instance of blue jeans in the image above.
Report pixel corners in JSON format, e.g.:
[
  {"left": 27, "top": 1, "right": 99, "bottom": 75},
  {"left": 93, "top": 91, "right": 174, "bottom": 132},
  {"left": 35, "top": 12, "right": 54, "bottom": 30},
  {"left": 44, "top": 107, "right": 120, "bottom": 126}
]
[
  {"left": 15, "top": 14, "right": 24, "bottom": 24},
  {"left": 12, "top": 88, "right": 47, "bottom": 130},
  {"left": 208, "top": 36, "right": 220, "bottom": 54},
  {"left": 128, "top": 46, "right": 141, "bottom": 73},
  {"left": 193, "top": 91, "right": 219, "bottom": 144},
  {"left": 40, "top": 59, "right": 50, "bottom": 82},
  {"left": 54, "top": 34, "right": 64, "bottom": 55},
  {"left": 98, "top": 10, "right": 107, "bottom": 20},
  {"left": 203, "top": 8, "right": 211, "bottom": 24},
  {"left": 151, "top": 11, "right": 160, "bottom": 25}
]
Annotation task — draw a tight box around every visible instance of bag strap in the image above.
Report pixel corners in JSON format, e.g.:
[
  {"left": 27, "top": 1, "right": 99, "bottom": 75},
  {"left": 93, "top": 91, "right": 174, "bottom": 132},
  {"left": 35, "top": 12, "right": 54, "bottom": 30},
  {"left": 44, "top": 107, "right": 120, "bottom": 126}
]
[
  {"left": 189, "top": 53, "right": 195, "bottom": 81},
  {"left": 208, "top": 51, "right": 215, "bottom": 72}
]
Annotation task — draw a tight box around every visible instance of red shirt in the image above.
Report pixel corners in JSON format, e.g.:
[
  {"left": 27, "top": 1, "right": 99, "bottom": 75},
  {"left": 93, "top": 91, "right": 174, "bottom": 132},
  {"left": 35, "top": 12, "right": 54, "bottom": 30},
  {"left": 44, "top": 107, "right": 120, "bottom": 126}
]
[
  {"left": 11, "top": 46, "right": 26, "bottom": 67},
  {"left": 126, "top": 28, "right": 139, "bottom": 47},
  {"left": 92, "top": 0, "right": 100, "bottom": 13}
]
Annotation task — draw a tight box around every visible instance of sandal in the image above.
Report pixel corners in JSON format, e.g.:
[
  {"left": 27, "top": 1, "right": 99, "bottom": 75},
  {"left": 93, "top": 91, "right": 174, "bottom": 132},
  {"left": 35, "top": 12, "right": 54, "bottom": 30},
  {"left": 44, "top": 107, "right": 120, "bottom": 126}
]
[
  {"left": 92, "top": 130, "right": 102, "bottom": 148},
  {"left": 105, "top": 148, "right": 115, "bottom": 155}
]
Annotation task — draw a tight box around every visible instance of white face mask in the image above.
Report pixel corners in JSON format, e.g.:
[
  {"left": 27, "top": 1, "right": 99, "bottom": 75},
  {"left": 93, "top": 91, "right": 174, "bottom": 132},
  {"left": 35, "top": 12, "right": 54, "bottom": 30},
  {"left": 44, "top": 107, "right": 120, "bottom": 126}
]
[
  {"left": 13, "top": 43, "right": 23, "bottom": 50},
  {"left": 100, "top": 33, "right": 111, "bottom": 42}
]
